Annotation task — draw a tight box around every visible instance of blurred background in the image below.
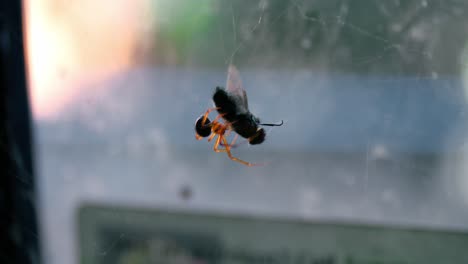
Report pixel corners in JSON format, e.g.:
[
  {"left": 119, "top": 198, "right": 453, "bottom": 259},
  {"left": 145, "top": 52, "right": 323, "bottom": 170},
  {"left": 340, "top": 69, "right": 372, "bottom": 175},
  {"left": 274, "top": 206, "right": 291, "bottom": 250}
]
[{"left": 24, "top": 0, "right": 468, "bottom": 263}]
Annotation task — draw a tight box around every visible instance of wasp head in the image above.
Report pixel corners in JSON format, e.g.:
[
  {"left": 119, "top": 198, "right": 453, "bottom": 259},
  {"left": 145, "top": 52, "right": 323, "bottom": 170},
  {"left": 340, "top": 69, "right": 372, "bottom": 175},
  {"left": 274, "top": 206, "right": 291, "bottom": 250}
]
[{"left": 195, "top": 115, "right": 212, "bottom": 138}]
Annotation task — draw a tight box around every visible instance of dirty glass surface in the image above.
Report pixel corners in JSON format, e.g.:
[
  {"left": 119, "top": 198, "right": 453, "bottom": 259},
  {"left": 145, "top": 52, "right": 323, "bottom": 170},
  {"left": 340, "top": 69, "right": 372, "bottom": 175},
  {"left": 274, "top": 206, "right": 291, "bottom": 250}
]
[{"left": 24, "top": 1, "right": 468, "bottom": 263}]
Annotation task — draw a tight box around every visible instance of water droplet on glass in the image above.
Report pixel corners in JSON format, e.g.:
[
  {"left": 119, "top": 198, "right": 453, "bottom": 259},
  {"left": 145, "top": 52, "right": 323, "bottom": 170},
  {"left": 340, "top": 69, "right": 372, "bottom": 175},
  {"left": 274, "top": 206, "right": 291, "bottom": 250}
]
[
  {"left": 300, "top": 38, "right": 312, "bottom": 50},
  {"left": 179, "top": 184, "right": 193, "bottom": 201}
]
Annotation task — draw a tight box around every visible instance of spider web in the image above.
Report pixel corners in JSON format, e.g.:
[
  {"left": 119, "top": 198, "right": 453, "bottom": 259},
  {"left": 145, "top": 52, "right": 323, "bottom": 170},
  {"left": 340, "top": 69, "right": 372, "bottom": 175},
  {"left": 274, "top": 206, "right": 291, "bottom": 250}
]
[
  {"left": 214, "top": 0, "right": 453, "bottom": 148},
  {"left": 219, "top": 0, "right": 463, "bottom": 77},
  {"left": 213, "top": 0, "right": 468, "bottom": 222},
  {"left": 33, "top": 2, "right": 468, "bottom": 264}
]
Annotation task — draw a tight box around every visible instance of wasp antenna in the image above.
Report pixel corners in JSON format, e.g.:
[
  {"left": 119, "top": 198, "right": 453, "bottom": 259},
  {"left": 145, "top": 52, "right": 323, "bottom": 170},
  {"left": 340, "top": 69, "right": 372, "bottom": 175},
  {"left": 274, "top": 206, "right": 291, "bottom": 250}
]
[{"left": 260, "top": 120, "right": 284, "bottom": 127}]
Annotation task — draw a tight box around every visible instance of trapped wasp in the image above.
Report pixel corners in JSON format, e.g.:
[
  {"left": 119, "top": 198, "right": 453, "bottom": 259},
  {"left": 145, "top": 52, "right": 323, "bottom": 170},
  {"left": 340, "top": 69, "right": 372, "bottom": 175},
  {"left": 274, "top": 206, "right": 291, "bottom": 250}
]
[{"left": 195, "top": 65, "right": 283, "bottom": 166}]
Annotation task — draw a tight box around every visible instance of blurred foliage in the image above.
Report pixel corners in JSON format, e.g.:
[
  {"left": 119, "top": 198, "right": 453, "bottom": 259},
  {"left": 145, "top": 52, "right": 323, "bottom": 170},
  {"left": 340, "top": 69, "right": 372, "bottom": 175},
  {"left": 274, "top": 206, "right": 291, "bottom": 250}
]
[
  {"left": 151, "top": 0, "right": 216, "bottom": 64},
  {"left": 148, "top": 0, "right": 468, "bottom": 75}
]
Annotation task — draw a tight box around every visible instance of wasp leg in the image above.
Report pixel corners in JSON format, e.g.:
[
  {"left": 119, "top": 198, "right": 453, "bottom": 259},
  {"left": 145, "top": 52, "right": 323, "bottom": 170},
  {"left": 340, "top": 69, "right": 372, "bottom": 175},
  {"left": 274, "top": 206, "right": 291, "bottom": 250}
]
[
  {"left": 213, "top": 134, "right": 224, "bottom": 153},
  {"left": 201, "top": 107, "right": 220, "bottom": 125},
  {"left": 213, "top": 134, "right": 233, "bottom": 153},
  {"left": 207, "top": 132, "right": 217, "bottom": 142},
  {"left": 221, "top": 136, "right": 261, "bottom": 167},
  {"left": 213, "top": 135, "right": 262, "bottom": 166},
  {"left": 197, "top": 113, "right": 226, "bottom": 141},
  {"left": 220, "top": 134, "right": 238, "bottom": 148},
  {"left": 213, "top": 134, "right": 233, "bottom": 154},
  {"left": 202, "top": 116, "right": 224, "bottom": 143},
  {"left": 211, "top": 114, "right": 225, "bottom": 124},
  {"left": 213, "top": 130, "right": 238, "bottom": 152}
]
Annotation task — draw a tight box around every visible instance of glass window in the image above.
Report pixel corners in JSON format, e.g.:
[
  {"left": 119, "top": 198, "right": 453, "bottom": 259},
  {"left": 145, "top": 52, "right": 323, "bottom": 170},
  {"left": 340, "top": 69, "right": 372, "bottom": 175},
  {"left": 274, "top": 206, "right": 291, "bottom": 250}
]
[{"left": 25, "top": 1, "right": 468, "bottom": 263}]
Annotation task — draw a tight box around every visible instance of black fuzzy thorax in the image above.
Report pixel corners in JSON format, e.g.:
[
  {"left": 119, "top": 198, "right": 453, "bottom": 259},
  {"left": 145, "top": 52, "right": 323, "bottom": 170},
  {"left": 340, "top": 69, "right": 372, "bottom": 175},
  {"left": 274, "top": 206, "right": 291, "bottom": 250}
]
[
  {"left": 212, "top": 87, "right": 260, "bottom": 139},
  {"left": 212, "top": 87, "right": 238, "bottom": 122}
]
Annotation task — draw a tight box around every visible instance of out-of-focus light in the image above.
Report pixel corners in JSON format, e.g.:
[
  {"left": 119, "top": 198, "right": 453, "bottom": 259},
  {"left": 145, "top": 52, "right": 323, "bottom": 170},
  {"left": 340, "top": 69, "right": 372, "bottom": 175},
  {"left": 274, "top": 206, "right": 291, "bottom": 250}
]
[
  {"left": 370, "top": 144, "right": 390, "bottom": 160},
  {"left": 23, "top": 0, "right": 152, "bottom": 120}
]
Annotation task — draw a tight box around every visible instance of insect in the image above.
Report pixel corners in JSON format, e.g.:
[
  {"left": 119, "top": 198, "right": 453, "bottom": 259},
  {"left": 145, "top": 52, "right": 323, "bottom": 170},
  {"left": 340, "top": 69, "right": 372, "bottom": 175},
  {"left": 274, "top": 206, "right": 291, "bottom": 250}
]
[{"left": 195, "top": 65, "right": 283, "bottom": 166}]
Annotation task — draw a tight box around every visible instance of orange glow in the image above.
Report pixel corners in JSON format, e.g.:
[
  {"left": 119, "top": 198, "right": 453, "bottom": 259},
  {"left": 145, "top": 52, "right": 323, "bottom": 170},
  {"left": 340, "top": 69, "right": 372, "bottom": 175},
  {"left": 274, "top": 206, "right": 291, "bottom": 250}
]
[{"left": 24, "top": 0, "right": 152, "bottom": 120}]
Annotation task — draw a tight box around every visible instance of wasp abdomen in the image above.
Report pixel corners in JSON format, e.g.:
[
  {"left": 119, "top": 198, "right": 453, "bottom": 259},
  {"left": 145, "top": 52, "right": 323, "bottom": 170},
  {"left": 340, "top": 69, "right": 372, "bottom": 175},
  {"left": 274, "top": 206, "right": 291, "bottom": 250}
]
[
  {"left": 248, "top": 128, "right": 266, "bottom": 145},
  {"left": 230, "top": 114, "right": 258, "bottom": 138}
]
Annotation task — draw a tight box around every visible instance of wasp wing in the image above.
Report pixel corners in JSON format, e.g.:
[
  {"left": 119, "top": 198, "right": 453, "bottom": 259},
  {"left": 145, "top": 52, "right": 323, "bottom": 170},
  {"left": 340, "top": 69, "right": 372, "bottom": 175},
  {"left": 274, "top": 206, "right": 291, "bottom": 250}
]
[{"left": 226, "top": 64, "right": 249, "bottom": 114}]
